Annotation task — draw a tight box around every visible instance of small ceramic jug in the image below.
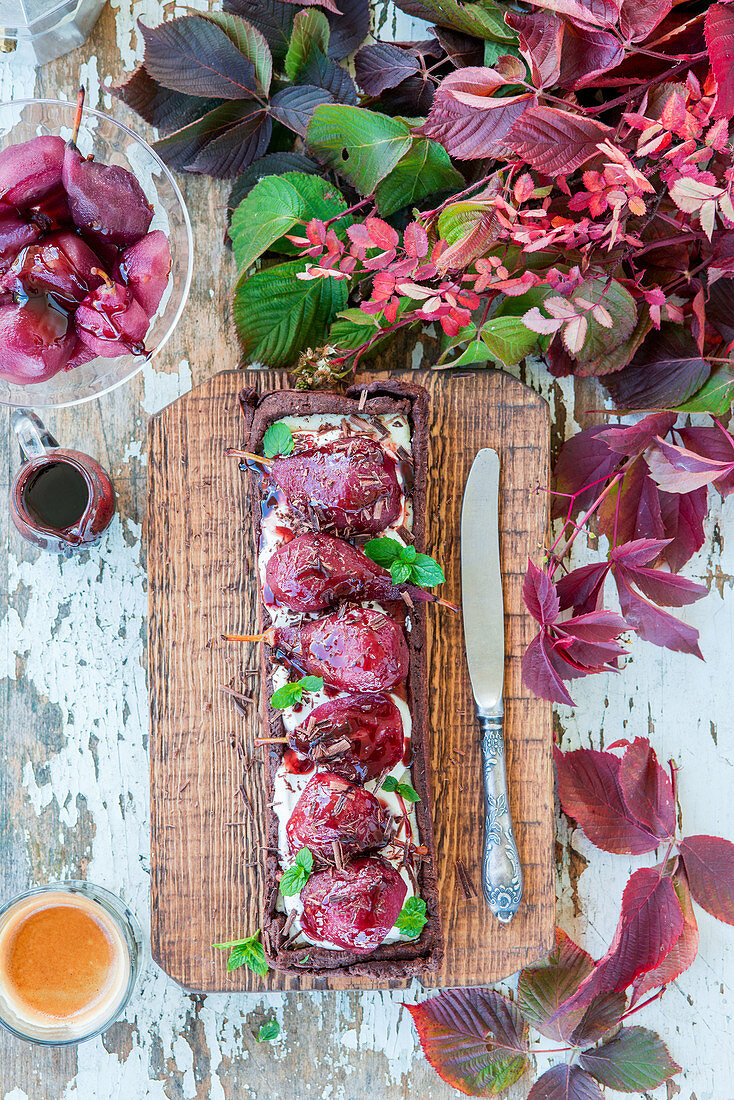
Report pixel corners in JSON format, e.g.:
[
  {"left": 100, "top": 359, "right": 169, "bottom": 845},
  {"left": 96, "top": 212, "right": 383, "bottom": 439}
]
[{"left": 9, "top": 409, "right": 115, "bottom": 553}]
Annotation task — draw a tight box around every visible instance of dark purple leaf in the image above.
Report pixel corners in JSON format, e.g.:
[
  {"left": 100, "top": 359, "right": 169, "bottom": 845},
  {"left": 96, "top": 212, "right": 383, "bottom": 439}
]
[
  {"left": 552, "top": 426, "right": 618, "bottom": 520},
  {"left": 680, "top": 835, "right": 734, "bottom": 924},
  {"left": 227, "top": 152, "right": 322, "bottom": 223},
  {"left": 153, "top": 101, "right": 267, "bottom": 176},
  {"left": 506, "top": 106, "right": 612, "bottom": 174},
  {"left": 105, "top": 68, "right": 222, "bottom": 133},
  {"left": 613, "top": 571, "right": 703, "bottom": 657},
  {"left": 658, "top": 486, "right": 707, "bottom": 571},
  {"left": 406, "top": 989, "right": 529, "bottom": 1096},
  {"left": 518, "top": 927, "right": 596, "bottom": 1041},
  {"left": 579, "top": 1026, "right": 680, "bottom": 1091},
  {"left": 556, "top": 562, "right": 610, "bottom": 614},
  {"left": 619, "top": 0, "right": 673, "bottom": 41},
  {"left": 433, "top": 27, "right": 484, "bottom": 68},
  {"left": 186, "top": 104, "right": 271, "bottom": 176},
  {"left": 326, "top": 0, "right": 370, "bottom": 59},
  {"left": 603, "top": 325, "right": 711, "bottom": 410},
  {"left": 528, "top": 1065, "right": 603, "bottom": 1100},
  {"left": 297, "top": 49, "right": 358, "bottom": 103},
  {"left": 705, "top": 4, "right": 734, "bottom": 120},
  {"left": 224, "top": 0, "right": 294, "bottom": 64},
  {"left": 523, "top": 632, "right": 576, "bottom": 706},
  {"left": 139, "top": 16, "right": 258, "bottom": 99},
  {"left": 555, "top": 746, "right": 661, "bottom": 854},
  {"left": 707, "top": 278, "right": 734, "bottom": 343},
  {"left": 569, "top": 992, "right": 627, "bottom": 1046},
  {"left": 598, "top": 413, "right": 677, "bottom": 457},
  {"left": 281, "top": 0, "right": 341, "bottom": 12},
  {"left": 597, "top": 457, "right": 665, "bottom": 547},
  {"left": 618, "top": 737, "right": 675, "bottom": 840},
  {"left": 355, "top": 42, "right": 421, "bottom": 94},
  {"left": 556, "top": 868, "right": 684, "bottom": 1017},
  {"left": 558, "top": 22, "right": 624, "bottom": 90},
  {"left": 523, "top": 559, "right": 560, "bottom": 625},
  {"left": 269, "top": 85, "right": 334, "bottom": 136},
  {"left": 374, "top": 74, "right": 436, "bottom": 115}
]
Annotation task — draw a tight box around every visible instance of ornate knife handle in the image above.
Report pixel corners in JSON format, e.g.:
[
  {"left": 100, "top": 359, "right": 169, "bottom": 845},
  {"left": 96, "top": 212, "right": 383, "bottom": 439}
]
[{"left": 478, "top": 708, "right": 523, "bottom": 923}]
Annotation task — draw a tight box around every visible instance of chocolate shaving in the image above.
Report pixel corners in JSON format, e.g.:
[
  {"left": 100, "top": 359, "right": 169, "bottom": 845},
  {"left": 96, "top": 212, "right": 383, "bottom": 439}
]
[
  {"left": 219, "top": 684, "right": 254, "bottom": 716},
  {"left": 396, "top": 525, "right": 415, "bottom": 545},
  {"left": 357, "top": 388, "right": 368, "bottom": 411},
  {"left": 332, "top": 839, "right": 345, "bottom": 871},
  {"left": 237, "top": 783, "right": 254, "bottom": 819},
  {"left": 400, "top": 591, "right": 414, "bottom": 610},
  {"left": 282, "top": 908, "right": 297, "bottom": 938},
  {"left": 455, "top": 859, "right": 477, "bottom": 900}
]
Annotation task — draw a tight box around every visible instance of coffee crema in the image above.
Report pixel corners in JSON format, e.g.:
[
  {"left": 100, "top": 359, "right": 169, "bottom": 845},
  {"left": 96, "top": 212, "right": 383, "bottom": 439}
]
[{"left": 0, "top": 891, "right": 129, "bottom": 1042}]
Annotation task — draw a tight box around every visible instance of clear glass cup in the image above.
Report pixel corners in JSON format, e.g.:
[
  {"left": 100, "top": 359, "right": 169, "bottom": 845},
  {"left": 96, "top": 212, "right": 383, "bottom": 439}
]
[
  {"left": 0, "top": 881, "right": 143, "bottom": 1045},
  {"left": 0, "top": 98, "right": 193, "bottom": 409}
]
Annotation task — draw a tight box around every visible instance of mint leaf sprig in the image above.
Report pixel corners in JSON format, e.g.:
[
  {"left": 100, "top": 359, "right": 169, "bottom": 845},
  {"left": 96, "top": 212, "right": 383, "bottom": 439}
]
[
  {"left": 263, "top": 422, "right": 294, "bottom": 458},
  {"left": 257, "top": 1020, "right": 280, "bottom": 1042},
  {"left": 364, "top": 536, "right": 446, "bottom": 588},
  {"left": 394, "top": 897, "right": 428, "bottom": 938},
  {"left": 213, "top": 929, "right": 269, "bottom": 975},
  {"left": 280, "top": 847, "right": 314, "bottom": 896},
  {"left": 270, "top": 675, "right": 323, "bottom": 710},
  {"left": 382, "top": 775, "right": 421, "bottom": 802}
]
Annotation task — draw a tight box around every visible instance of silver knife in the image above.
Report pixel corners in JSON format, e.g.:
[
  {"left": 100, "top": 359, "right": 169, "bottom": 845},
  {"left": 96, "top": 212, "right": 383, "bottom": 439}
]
[{"left": 461, "top": 448, "right": 523, "bottom": 923}]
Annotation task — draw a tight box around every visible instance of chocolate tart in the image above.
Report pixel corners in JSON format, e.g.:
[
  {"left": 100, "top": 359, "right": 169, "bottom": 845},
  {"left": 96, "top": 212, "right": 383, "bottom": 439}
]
[{"left": 238, "top": 380, "right": 444, "bottom": 978}]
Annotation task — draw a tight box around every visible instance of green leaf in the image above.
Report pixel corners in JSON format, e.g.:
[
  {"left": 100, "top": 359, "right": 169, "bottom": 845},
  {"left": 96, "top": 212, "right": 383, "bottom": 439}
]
[
  {"left": 400, "top": 544, "right": 417, "bottom": 564},
  {"left": 327, "top": 318, "right": 374, "bottom": 351},
  {"left": 295, "top": 846, "right": 314, "bottom": 871},
  {"left": 391, "top": 560, "right": 412, "bottom": 584},
  {"left": 579, "top": 1025, "right": 681, "bottom": 1091},
  {"left": 392, "top": 0, "right": 515, "bottom": 41},
  {"left": 230, "top": 176, "right": 303, "bottom": 273},
  {"left": 285, "top": 8, "right": 329, "bottom": 81},
  {"left": 270, "top": 674, "right": 324, "bottom": 709},
  {"left": 364, "top": 536, "right": 403, "bottom": 567},
  {"left": 381, "top": 775, "right": 399, "bottom": 793},
  {"left": 306, "top": 105, "right": 412, "bottom": 196},
  {"left": 438, "top": 201, "right": 491, "bottom": 248},
  {"left": 234, "top": 259, "right": 348, "bottom": 366},
  {"left": 375, "top": 137, "right": 464, "bottom": 217},
  {"left": 441, "top": 339, "right": 494, "bottom": 368},
  {"left": 257, "top": 1020, "right": 280, "bottom": 1042},
  {"left": 280, "top": 862, "right": 310, "bottom": 896},
  {"left": 676, "top": 360, "right": 734, "bottom": 416},
  {"left": 410, "top": 554, "right": 446, "bottom": 587},
  {"left": 213, "top": 930, "right": 269, "bottom": 975},
  {"left": 202, "top": 11, "right": 273, "bottom": 96},
  {"left": 397, "top": 781, "right": 420, "bottom": 802},
  {"left": 481, "top": 316, "right": 538, "bottom": 366},
  {"left": 262, "top": 422, "right": 294, "bottom": 458},
  {"left": 394, "top": 896, "right": 428, "bottom": 937},
  {"left": 517, "top": 928, "right": 596, "bottom": 1042}
]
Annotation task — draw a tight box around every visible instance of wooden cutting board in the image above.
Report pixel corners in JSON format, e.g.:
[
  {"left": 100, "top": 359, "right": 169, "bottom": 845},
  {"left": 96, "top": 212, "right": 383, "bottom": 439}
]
[{"left": 148, "top": 367, "right": 554, "bottom": 992}]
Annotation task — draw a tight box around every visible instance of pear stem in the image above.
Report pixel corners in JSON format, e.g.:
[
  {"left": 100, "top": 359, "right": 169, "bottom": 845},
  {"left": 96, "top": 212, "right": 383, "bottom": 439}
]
[
  {"left": 225, "top": 448, "right": 272, "bottom": 467},
  {"left": 222, "top": 629, "right": 274, "bottom": 643},
  {"left": 70, "top": 85, "right": 85, "bottom": 150}
]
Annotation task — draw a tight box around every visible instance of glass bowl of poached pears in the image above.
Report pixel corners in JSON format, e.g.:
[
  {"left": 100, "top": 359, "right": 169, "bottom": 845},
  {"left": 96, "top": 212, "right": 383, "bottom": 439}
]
[{"left": 0, "top": 93, "right": 193, "bottom": 408}]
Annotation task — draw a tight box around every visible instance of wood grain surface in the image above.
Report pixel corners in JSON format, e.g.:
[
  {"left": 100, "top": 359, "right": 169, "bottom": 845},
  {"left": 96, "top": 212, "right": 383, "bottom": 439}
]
[{"left": 148, "top": 367, "right": 553, "bottom": 992}]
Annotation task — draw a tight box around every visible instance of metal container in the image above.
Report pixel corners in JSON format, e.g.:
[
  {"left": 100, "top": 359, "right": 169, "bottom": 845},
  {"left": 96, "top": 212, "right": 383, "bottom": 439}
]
[{"left": 1, "top": 0, "right": 107, "bottom": 66}]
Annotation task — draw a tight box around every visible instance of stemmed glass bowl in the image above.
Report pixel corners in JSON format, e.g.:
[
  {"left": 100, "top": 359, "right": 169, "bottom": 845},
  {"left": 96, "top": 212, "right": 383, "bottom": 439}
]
[{"left": 0, "top": 98, "right": 193, "bottom": 409}]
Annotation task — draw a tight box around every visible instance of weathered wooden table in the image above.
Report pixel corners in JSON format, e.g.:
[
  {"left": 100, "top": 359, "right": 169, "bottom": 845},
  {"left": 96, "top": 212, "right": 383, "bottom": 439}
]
[{"left": 2, "top": 4, "right": 733, "bottom": 1097}]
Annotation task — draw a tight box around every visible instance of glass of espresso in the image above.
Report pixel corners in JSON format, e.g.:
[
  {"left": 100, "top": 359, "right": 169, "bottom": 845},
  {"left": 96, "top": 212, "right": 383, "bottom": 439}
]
[
  {"left": 9, "top": 409, "right": 115, "bottom": 553},
  {"left": 0, "top": 882, "right": 142, "bottom": 1045}
]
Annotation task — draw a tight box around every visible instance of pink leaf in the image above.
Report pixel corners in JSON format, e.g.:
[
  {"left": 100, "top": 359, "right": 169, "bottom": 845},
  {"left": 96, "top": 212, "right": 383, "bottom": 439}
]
[
  {"left": 555, "top": 746, "right": 662, "bottom": 854},
  {"left": 618, "top": 738, "right": 675, "bottom": 839},
  {"left": 646, "top": 435, "right": 734, "bottom": 494},
  {"left": 680, "top": 835, "right": 734, "bottom": 924},
  {"left": 506, "top": 106, "right": 612, "bottom": 174},
  {"left": 521, "top": 0, "right": 620, "bottom": 30},
  {"left": 705, "top": 4, "right": 734, "bottom": 120},
  {"left": 403, "top": 221, "right": 428, "bottom": 259},
  {"left": 555, "top": 868, "right": 685, "bottom": 1017},
  {"left": 556, "top": 609, "right": 628, "bottom": 642},
  {"left": 613, "top": 572, "right": 703, "bottom": 657},
  {"left": 619, "top": 0, "right": 673, "bottom": 41},
  {"left": 609, "top": 537, "right": 672, "bottom": 567},
  {"left": 523, "top": 633, "right": 576, "bottom": 706},
  {"left": 631, "top": 872, "right": 699, "bottom": 1003},
  {"left": 523, "top": 559, "right": 560, "bottom": 625},
  {"left": 528, "top": 1064, "right": 604, "bottom": 1100},
  {"left": 598, "top": 413, "right": 677, "bottom": 457},
  {"left": 677, "top": 425, "right": 734, "bottom": 497},
  {"left": 506, "top": 9, "right": 564, "bottom": 87},
  {"left": 419, "top": 78, "right": 536, "bottom": 159}
]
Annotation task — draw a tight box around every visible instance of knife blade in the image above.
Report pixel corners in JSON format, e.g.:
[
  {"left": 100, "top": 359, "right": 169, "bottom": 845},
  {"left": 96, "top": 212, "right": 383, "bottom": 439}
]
[{"left": 461, "top": 448, "right": 523, "bottom": 923}]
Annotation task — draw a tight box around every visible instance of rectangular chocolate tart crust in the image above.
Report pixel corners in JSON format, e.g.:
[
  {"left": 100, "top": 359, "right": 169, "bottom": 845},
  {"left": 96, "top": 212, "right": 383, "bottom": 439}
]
[{"left": 238, "top": 380, "right": 444, "bottom": 978}]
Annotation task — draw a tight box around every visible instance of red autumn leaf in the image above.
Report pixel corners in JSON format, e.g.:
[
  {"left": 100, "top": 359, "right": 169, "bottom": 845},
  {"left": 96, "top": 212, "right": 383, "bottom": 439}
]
[
  {"left": 677, "top": 424, "right": 734, "bottom": 498},
  {"left": 619, "top": 0, "right": 673, "bottom": 42},
  {"left": 646, "top": 435, "right": 734, "bottom": 494},
  {"left": 517, "top": 927, "right": 595, "bottom": 1041},
  {"left": 618, "top": 737, "right": 675, "bottom": 840},
  {"left": 579, "top": 1026, "right": 681, "bottom": 1091},
  {"left": 527, "top": 1064, "right": 604, "bottom": 1100},
  {"left": 631, "top": 871, "right": 699, "bottom": 1003},
  {"left": 506, "top": 9, "right": 564, "bottom": 87},
  {"left": 406, "top": 988, "right": 529, "bottom": 1096},
  {"left": 522, "top": 0, "right": 620, "bottom": 30},
  {"left": 613, "top": 571, "right": 703, "bottom": 657},
  {"left": 556, "top": 561, "right": 610, "bottom": 614},
  {"left": 523, "top": 558, "right": 560, "bottom": 625},
  {"left": 523, "top": 632, "right": 576, "bottom": 706},
  {"left": 555, "top": 745, "right": 661, "bottom": 853},
  {"left": 418, "top": 72, "right": 536, "bottom": 159},
  {"left": 555, "top": 867, "right": 685, "bottom": 1018},
  {"left": 556, "top": 22, "right": 625, "bottom": 90},
  {"left": 597, "top": 456, "right": 665, "bottom": 547},
  {"left": 680, "top": 835, "right": 734, "bottom": 924},
  {"left": 552, "top": 426, "right": 619, "bottom": 520},
  {"left": 506, "top": 106, "right": 612, "bottom": 174},
  {"left": 658, "top": 486, "right": 707, "bottom": 572},
  {"left": 598, "top": 413, "right": 677, "bottom": 457},
  {"left": 705, "top": 4, "right": 734, "bottom": 120},
  {"left": 610, "top": 540, "right": 708, "bottom": 607},
  {"left": 603, "top": 325, "right": 710, "bottom": 410}
]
